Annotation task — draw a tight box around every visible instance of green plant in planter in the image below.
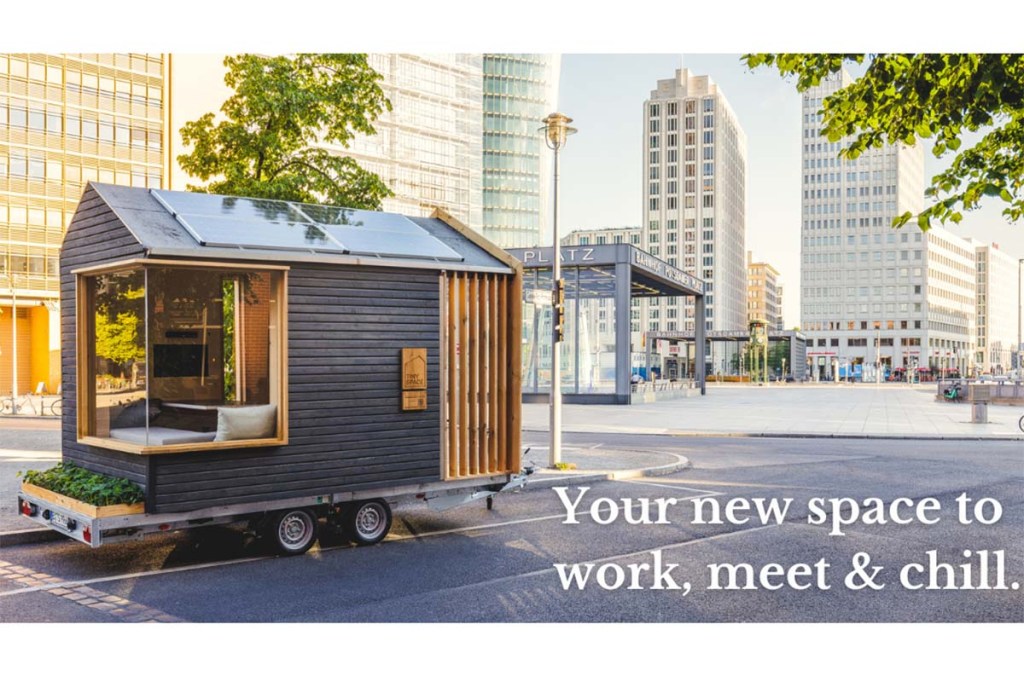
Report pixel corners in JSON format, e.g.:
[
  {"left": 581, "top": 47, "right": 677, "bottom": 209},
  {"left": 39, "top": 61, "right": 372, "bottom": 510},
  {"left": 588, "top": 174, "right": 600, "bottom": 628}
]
[{"left": 21, "top": 463, "right": 144, "bottom": 506}]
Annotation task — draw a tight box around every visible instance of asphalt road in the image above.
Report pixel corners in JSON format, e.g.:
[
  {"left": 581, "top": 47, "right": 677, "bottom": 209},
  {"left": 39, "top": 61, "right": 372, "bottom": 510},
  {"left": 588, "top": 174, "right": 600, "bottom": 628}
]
[{"left": 1, "top": 433, "right": 1021, "bottom": 623}]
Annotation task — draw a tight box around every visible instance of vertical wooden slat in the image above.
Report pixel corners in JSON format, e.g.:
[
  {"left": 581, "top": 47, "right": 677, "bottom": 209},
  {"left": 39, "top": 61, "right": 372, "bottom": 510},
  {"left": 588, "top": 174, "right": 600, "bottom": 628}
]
[
  {"left": 442, "top": 272, "right": 454, "bottom": 477},
  {"left": 450, "top": 272, "right": 462, "bottom": 477},
  {"left": 468, "top": 274, "right": 479, "bottom": 476},
  {"left": 479, "top": 274, "right": 490, "bottom": 473},
  {"left": 496, "top": 276, "right": 507, "bottom": 473},
  {"left": 459, "top": 274, "right": 470, "bottom": 477},
  {"left": 488, "top": 275, "right": 499, "bottom": 473},
  {"left": 507, "top": 273, "right": 523, "bottom": 473}
]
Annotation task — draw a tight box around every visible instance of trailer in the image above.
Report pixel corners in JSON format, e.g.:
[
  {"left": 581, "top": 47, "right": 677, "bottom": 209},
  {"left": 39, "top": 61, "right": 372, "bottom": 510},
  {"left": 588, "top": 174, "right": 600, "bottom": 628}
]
[{"left": 17, "top": 183, "right": 527, "bottom": 555}]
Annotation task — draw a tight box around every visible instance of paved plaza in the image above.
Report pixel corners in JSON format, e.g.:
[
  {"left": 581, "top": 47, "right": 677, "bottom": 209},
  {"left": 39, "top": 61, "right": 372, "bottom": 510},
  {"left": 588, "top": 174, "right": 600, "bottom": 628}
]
[{"left": 523, "top": 384, "right": 1024, "bottom": 438}]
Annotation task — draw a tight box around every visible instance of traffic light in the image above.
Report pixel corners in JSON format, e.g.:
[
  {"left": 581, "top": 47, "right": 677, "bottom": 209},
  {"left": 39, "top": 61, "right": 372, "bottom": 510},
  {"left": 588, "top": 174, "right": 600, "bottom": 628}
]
[{"left": 552, "top": 278, "right": 565, "bottom": 343}]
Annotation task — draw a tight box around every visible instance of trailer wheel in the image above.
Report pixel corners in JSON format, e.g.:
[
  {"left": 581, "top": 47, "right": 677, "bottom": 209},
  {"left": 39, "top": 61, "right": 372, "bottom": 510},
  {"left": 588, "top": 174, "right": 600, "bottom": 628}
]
[
  {"left": 344, "top": 499, "right": 392, "bottom": 546},
  {"left": 268, "top": 508, "right": 319, "bottom": 556}
]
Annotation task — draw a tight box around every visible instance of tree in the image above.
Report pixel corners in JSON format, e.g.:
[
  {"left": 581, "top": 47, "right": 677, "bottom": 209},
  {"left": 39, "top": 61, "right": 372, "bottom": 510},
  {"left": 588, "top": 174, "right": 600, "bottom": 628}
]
[
  {"left": 178, "top": 54, "right": 393, "bottom": 210},
  {"left": 743, "top": 54, "right": 1024, "bottom": 229}
]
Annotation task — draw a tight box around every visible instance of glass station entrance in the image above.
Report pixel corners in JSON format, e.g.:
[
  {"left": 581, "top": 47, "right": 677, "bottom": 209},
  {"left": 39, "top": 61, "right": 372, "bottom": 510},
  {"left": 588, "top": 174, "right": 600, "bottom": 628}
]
[{"left": 508, "top": 244, "right": 705, "bottom": 404}]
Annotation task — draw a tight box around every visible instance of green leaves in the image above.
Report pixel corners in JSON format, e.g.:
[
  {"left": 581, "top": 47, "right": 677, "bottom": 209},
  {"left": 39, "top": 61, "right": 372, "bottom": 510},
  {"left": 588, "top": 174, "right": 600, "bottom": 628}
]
[
  {"left": 744, "top": 53, "right": 1024, "bottom": 230},
  {"left": 178, "top": 54, "right": 394, "bottom": 210},
  {"left": 23, "top": 463, "right": 144, "bottom": 506}
]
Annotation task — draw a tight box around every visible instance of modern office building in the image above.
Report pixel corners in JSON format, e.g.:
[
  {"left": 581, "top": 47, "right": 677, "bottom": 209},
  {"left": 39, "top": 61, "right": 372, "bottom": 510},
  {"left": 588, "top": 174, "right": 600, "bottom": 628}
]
[
  {"left": 563, "top": 226, "right": 640, "bottom": 248},
  {"left": 332, "top": 54, "right": 483, "bottom": 229},
  {"left": 971, "top": 240, "right": 1020, "bottom": 373},
  {"left": 481, "top": 54, "right": 560, "bottom": 249},
  {"left": 747, "top": 251, "right": 783, "bottom": 331},
  {"left": 800, "top": 69, "right": 975, "bottom": 380},
  {"left": 642, "top": 69, "right": 747, "bottom": 357},
  {"left": 1, "top": 53, "right": 169, "bottom": 394}
]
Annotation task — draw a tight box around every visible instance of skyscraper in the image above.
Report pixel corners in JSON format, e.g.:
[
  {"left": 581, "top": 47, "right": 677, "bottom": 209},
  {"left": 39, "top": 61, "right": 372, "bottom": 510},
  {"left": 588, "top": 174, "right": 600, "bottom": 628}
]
[
  {"left": 642, "top": 69, "right": 747, "bottom": 349},
  {"left": 336, "top": 53, "right": 483, "bottom": 228},
  {"left": 481, "top": 54, "right": 560, "bottom": 249},
  {"left": 1, "top": 53, "right": 168, "bottom": 393},
  {"left": 800, "top": 70, "right": 975, "bottom": 380}
]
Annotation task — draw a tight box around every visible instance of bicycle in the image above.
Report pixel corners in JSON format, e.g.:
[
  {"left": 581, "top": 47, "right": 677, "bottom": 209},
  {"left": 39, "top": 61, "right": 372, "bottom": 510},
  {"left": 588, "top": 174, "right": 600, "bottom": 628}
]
[
  {"left": 0, "top": 394, "right": 39, "bottom": 416},
  {"left": 1019, "top": 414, "right": 1023, "bottom": 434}
]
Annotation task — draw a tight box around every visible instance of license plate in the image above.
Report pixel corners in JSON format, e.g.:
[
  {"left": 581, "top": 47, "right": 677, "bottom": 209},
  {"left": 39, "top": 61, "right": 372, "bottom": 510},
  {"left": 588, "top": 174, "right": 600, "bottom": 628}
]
[{"left": 50, "top": 511, "right": 71, "bottom": 530}]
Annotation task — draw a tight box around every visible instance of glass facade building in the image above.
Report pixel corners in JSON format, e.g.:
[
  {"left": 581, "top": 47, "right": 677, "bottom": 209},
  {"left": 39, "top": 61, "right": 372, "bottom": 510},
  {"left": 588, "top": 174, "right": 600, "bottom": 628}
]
[
  {"left": 0, "top": 53, "right": 167, "bottom": 394},
  {"left": 337, "top": 54, "right": 483, "bottom": 229},
  {"left": 481, "top": 54, "right": 560, "bottom": 249}
]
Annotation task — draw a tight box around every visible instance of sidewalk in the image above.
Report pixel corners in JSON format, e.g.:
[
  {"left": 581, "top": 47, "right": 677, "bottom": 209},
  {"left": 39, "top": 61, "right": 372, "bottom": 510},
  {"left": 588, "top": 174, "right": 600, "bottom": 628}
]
[{"left": 524, "top": 384, "right": 1024, "bottom": 440}]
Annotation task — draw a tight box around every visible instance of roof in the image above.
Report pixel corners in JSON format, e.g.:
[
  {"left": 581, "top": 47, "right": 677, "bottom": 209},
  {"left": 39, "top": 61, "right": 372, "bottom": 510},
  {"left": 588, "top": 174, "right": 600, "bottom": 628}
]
[{"left": 77, "top": 183, "right": 514, "bottom": 274}]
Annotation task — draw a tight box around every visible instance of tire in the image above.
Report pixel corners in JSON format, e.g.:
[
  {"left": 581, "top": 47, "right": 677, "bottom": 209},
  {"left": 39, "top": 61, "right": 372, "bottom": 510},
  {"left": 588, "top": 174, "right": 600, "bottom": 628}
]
[
  {"left": 267, "top": 508, "right": 319, "bottom": 556},
  {"left": 1018, "top": 415, "right": 1024, "bottom": 434},
  {"left": 50, "top": 399, "right": 62, "bottom": 417},
  {"left": 344, "top": 499, "right": 392, "bottom": 546}
]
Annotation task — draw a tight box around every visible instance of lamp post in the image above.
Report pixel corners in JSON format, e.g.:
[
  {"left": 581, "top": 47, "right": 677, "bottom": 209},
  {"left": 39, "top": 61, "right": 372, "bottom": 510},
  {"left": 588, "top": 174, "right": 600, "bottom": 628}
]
[
  {"left": 877, "top": 328, "right": 883, "bottom": 383},
  {"left": 540, "top": 112, "right": 576, "bottom": 467}
]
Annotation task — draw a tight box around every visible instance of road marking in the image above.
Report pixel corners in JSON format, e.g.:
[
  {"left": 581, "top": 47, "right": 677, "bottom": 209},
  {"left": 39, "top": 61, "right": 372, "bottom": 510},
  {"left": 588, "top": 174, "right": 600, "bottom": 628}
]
[
  {"left": 389, "top": 514, "right": 567, "bottom": 541},
  {"left": 0, "top": 512, "right": 572, "bottom": 598},
  {"left": 0, "top": 559, "right": 182, "bottom": 621},
  {"left": 0, "top": 555, "right": 267, "bottom": 599},
  {"left": 620, "top": 479, "right": 724, "bottom": 495},
  {"left": 350, "top": 523, "right": 785, "bottom": 602}
]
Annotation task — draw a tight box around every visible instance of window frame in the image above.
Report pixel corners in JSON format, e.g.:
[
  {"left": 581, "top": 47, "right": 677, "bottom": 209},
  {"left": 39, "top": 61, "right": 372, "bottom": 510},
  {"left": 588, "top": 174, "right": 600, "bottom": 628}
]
[{"left": 74, "top": 258, "right": 289, "bottom": 455}]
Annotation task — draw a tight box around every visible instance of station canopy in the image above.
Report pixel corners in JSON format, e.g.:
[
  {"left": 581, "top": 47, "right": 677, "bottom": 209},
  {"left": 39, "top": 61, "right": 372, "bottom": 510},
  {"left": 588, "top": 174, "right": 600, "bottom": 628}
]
[{"left": 151, "top": 189, "right": 463, "bottom": 262}]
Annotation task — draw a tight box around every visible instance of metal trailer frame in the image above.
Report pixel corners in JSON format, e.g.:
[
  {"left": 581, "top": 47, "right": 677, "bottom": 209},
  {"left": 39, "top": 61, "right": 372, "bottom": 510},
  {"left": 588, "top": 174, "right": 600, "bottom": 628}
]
[{"left": 18, "top": 471, "right": 532, "bottom": 549}]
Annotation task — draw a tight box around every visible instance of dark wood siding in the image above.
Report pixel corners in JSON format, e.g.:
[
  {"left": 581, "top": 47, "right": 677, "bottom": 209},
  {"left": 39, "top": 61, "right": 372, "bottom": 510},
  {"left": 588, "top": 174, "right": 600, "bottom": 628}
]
[
  {"left": 59, "top": 185, "right": 149, "bottom": 489},
  {"left": 149, "top": 264, "right": 443, "bottom": 513}
]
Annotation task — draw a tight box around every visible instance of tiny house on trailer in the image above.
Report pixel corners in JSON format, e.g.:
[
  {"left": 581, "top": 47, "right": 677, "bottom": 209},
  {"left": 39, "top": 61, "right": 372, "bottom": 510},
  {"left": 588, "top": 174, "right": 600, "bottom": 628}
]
[{"left": 18, "top": 183, "right": 524, "bottom": 554}]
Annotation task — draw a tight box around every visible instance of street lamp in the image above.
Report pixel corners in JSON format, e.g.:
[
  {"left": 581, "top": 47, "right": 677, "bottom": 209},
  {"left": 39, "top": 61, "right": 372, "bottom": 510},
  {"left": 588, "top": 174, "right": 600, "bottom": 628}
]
[
  {"left": 540, "top": 112, "right": 577, "bottom": 467},
  {"left": 874, "top": 321, "right": 881, "bottom": 386}
]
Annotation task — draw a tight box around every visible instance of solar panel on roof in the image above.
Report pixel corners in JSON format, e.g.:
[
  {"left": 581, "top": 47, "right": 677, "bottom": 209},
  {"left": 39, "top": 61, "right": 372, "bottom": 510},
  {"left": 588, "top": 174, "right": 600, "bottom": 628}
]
[
  {"left": 179, "top": 215, "right": 345, "bottom": 252},
  {"left": 150, "top": 189, "right": 464, "bottom": 262},
  {"left": 152, "top": 190, "right": 308, "bottom": 224},
  {"left": 296, "top": 203, "right": 463, "bottom": 261}
]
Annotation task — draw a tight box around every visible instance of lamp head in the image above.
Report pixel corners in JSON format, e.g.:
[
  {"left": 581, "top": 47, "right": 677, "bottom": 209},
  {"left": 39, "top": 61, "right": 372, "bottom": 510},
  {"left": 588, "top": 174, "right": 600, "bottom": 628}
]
[{"left": 540, "top": 112, "right": 577, "bottom": 150}]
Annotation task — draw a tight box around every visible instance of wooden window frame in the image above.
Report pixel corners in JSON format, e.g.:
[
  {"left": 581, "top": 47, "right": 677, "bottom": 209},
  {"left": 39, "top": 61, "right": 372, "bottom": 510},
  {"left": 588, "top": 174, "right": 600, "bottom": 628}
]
[{"left": 75, "top": 258, "right": 289, "bottom": 456}]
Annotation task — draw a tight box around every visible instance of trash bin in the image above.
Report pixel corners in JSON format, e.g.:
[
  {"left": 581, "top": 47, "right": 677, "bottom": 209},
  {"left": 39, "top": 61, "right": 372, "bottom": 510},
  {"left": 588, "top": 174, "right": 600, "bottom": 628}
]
[{"left": 968, "top": 384, "right": 991, "bottom": 424}]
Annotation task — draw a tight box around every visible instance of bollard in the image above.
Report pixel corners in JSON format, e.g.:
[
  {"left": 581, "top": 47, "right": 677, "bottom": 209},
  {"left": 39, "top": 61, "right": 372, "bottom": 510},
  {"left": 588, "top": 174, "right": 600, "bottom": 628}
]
[{"left": 968, "top": 384, "right": 991, "bottom": 424}]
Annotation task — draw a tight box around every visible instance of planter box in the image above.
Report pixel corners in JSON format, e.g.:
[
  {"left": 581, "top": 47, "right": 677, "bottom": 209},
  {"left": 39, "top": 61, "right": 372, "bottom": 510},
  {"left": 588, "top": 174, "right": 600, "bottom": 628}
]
[{"left": 21, "top": 482, "right": 145, "bottom": 519}]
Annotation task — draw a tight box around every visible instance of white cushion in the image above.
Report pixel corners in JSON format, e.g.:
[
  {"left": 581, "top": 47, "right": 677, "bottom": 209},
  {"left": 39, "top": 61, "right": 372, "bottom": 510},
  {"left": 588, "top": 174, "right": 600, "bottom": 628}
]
[
  {"left": 215, "top": 405, "right": 277, "bottom": 441},
  {"left": 110, "top": 427, "right": 218, "bottom": 446}
]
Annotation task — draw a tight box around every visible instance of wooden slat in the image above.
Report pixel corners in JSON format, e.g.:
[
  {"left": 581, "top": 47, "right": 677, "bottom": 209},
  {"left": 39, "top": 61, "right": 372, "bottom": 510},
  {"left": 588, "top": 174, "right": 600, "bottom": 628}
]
[
  {"left": 507, "top": 274, "right": 523, "bottom": 473},
  {"left": 496, "top": 276, "right": 507, "bottom": 473},
  {"left": 477, "top": 274, "right": 486, "bottom": 473},
  {"left": 489, "top": 276, "right": 501, "bottom": 473},
  {"left": 468, "top": 274, "right": 479, "bottom": 476},
  {"left": 458, "top": 274, "right": 470, "bottom": 477},
  {"left": 450, "top": 272, "right": 462, "bottom": 477}
]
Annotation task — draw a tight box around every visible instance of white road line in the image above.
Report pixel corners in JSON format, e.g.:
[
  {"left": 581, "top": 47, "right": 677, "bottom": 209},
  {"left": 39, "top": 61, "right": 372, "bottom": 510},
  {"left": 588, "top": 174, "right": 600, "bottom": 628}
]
[
  {"left": 620, "top": 479, "right": 724, "bottom": 495},
  {"left": 0, "top": 512, "right": 572, "bottom": 598},
  {"left": 359, "top": 523, "right": 785, "bottom": 601},
  {"left": 389, "top": 514, "right": 567, "bottom": 541}
]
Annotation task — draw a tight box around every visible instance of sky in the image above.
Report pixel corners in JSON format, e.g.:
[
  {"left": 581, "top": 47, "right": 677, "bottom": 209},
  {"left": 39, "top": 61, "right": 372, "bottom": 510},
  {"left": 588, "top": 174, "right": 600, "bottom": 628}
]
[{"left": 555, "top": 54, "right": 1024, "bottom": 329}]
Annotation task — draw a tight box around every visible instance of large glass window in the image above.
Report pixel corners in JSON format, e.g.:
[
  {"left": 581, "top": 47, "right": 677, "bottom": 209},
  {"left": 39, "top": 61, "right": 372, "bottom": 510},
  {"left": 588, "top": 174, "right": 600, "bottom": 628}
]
[{"left": 80, "top": 263, "right": 286, "bottom": 452}]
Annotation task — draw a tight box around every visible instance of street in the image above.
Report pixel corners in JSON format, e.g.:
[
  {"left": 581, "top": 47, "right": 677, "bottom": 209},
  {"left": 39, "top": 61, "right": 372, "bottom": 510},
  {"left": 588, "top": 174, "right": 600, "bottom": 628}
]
[{"left": 2, "top": 432, "right": 1020, "bottom": 623}]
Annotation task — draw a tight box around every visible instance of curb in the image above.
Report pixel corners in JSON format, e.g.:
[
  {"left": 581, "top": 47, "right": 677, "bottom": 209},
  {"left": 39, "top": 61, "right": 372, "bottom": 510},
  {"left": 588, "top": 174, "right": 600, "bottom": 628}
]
[
  {"left": 526, "top": 453, "right": 691, "bottom": 489},
  {"left": 0, "top": 528, "right": 64, "bottom": 548}
]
